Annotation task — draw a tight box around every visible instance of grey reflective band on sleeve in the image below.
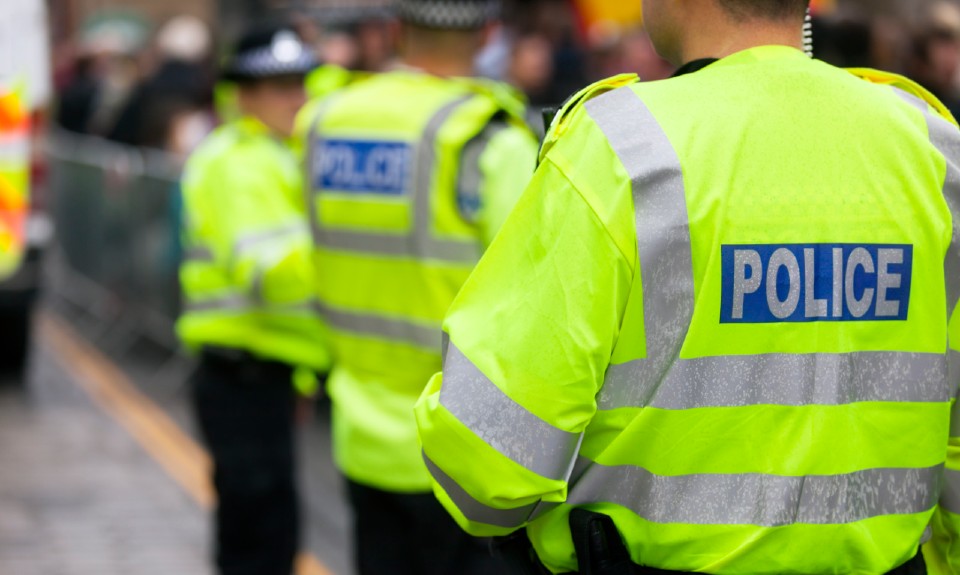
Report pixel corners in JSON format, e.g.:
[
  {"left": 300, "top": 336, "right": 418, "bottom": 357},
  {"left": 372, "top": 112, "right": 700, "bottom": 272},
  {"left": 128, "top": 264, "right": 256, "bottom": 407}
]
[
  {"left": 233, "top": 223, "right": 309, "bottom": 256},
  {"left": 585, "top": 87, "right": 695, "bottom": 400},
  {"left": 316, "top": 302, "right": 441, "bottom": 350},
  {"left": 183, "top": 246, "right": 215, "bottom": 263},
  {"left": 440, "top": 342, "right": 583, "bottom": 481},
  {"left": 600, "top": 351, "right": 950, "bottom": 410},
  {"left": 423, "top": 452, "right": 538, "bottom": 529},
  {"left": 185, "top": 293, "right": 316, "bottom": 315},
  {"left": 308, "top": 94, "right": 482, "bottom": 264},
  {"left": 941, "top": 467, "right": 960, "bottom": 514},
  {"left": 895, "top": 88, "right": 960, "bottom": 320},
  {"left": 184, "top": 294, "right": 250, "bottom": 313},
  {"left": 567, "top": 460, "right": 942, "bottom": 527}
]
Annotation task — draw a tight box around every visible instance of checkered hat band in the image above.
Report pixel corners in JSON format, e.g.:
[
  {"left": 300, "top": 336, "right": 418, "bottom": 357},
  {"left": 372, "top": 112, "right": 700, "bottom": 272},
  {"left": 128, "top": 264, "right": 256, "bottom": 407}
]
[
  {"left": 398, "top": 0, "right": 499, "bottom": 29},
  {"left": 229, "top": 46, "right": 318, "bottom": 79}
]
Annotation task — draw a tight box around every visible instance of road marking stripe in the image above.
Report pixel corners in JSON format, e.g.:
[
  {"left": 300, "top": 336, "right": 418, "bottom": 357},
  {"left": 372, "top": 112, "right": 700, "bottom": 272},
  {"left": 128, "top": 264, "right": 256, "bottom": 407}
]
[{"left": 39, "top": 311, "right": 335, "bottom": 575}]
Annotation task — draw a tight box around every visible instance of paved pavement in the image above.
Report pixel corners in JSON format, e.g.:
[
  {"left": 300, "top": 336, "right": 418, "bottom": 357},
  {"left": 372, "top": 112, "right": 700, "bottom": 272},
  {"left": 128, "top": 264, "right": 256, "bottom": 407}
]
[{"left": 0, "top": 308, "right": 352, "bottom": 575}]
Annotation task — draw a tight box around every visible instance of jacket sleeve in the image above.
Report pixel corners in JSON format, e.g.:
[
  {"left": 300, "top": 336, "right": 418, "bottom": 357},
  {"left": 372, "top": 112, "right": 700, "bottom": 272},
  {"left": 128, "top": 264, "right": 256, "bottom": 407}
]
[
  {"left": 474, "top": 122, "right": 539, "bottom": 246},
  {"left": 184, "top": 142, "right": 316, "bottom": 309},
  {"left": 415, "top": 153, "right": 634, "bottom": 537},
  {"left": 922, "top": 104, "right": 960, "bottom": 574}
]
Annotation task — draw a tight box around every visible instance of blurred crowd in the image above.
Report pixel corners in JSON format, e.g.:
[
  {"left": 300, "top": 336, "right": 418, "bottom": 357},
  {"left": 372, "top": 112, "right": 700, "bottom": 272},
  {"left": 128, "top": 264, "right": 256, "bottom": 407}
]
[{"left": 50, "top": 0, "right": 960, "bottom": 154}]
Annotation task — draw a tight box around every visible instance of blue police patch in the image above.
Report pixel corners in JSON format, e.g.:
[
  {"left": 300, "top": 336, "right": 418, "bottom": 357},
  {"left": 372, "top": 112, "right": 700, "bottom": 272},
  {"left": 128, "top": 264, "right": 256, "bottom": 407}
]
[
  {"left": 314, "top": 139, "right": 412, "bottom": 196},
  {"left": 720, "top": 244, "right": 913, "bottom": 323}
]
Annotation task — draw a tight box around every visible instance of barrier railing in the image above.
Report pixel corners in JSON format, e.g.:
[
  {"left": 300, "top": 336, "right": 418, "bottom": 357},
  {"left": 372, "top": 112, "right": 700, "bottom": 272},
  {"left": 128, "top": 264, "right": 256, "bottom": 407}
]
[{"left": 46, "top": 129, "right": 185, "bottom": 358}]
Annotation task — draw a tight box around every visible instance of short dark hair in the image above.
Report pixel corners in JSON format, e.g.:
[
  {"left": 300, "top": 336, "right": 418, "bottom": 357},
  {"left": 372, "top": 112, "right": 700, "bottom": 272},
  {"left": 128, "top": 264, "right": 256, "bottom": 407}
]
[{"left": 718, "top": 0, "right": 809, "bottom": 21}]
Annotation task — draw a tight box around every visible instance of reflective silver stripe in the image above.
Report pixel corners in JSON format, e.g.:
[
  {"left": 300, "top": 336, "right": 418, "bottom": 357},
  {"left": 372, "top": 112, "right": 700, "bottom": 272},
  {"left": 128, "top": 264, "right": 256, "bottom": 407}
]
[
  {"left": 440, "top": 342, "right": 583, "bottom": 480},
  {"left": 305, "top": 97, "right": 341, "bottom": 249},
  {"left": 308, "top": 95, "right": 481, "bottom": 263},
  {"left": 316, "top": 302, "right": 440, "bottom": 350},
  {"left": 585, "top": 87, "right": 694, "bottom": 401},
  {"left": 568, "top": 460, "right": 943, "bottom": 527},
  {"left": 186, "top": 294, "right": 315, "bottom": 315},
  {"left": 455, "top": 121, "right": 509, "bottom": 222},
  {"left": 893, "top": 88, "right": 930, "bottom": 115},
  {"left": 897, "top": 88, "right": 960, "bottom": 320},
  {"left": 942, "top": 467, "right": 960, "bottom": 514},
  {"left": 183, "top": 246, "right": 214, "bottom": 262},
  {"left": 424, "top": 452, "right": 538, "bottom": 529},
  {"left": 233, "top": 223, "right": 309, "bottom": 256},
  {"left": 410, "top": 96, "right": 482, "bottom": 262},
  {"left": 600, "top": 352, "right": 949, "bottom": 410},
  {"left": 184, "top": 294, "right": 250, "bottom": 313}
]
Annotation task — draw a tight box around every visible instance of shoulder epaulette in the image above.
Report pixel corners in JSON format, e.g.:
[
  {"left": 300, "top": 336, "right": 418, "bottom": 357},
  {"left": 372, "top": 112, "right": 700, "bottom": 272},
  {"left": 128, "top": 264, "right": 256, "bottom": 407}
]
[
  {"left": 457, "top": 77, "right": 530, "bottom": 128},
  {"left": 847, "top": 67, "right": 959, "bottom": 128},
  {"left": 539, "top": 73, "right": 639, "bottom": 163}
]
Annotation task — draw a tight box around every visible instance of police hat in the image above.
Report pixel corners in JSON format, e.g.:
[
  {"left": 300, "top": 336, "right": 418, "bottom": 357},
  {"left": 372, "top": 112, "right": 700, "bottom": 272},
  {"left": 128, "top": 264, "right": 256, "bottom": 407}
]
[
  {"left": 222, "top": 25, "right": 318, "bottom": 83},
  {"left": 397, "top": 0, "right": 500, "bottom": 30}
]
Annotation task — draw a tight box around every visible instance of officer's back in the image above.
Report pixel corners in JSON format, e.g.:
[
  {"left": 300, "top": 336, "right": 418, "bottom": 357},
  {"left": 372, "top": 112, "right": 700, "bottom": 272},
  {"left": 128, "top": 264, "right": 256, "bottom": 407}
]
[{"left": 414, "top": 0, "right": 960, "bottom": 573}]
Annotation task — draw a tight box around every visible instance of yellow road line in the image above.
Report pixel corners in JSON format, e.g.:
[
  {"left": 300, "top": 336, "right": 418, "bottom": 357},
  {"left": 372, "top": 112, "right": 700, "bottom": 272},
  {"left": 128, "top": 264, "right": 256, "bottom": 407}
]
[{"left": 39, "top": 311, "right": 335, "bottom": 575}]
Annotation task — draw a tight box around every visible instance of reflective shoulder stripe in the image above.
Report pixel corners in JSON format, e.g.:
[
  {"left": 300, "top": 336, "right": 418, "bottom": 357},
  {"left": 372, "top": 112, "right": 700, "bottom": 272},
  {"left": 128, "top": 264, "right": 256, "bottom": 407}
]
[
  {"left": 894, "top": 87, "right": 960, "bottom": 321},
  {"left": 455, "top": 119, "right": 510, "bottom": 224},
  {"left": 849, "top": 67, "right": 959, "bottom": 127},
  {"left": 411, "top": 94, "right": 481, "bottom": 262},
  {"left": 585, "top": 86, "right": 694, "bottom": 393},
  {"left": 316, "top": 302, "right": 441, "bottom": 350},
  {"left": 308, "top": 94, "right": 481, "bottom": 264},
  {"left": 305, "top": 96, "right": 342, "bottom": 249},
  {"left": 540, "top": 73, "right": 640, "bottom": 163},
  {"left": 439, "top": 341, "right": 583, "bottom": 481},
  {"left": 568, "top": 459, "right": 942, "bottom": 526},
  {"left": 601, "top": 352, "right": 950, "bottom": 410},
  {"left": 423, "top": 452, "right": 539, "bottom": 529}
]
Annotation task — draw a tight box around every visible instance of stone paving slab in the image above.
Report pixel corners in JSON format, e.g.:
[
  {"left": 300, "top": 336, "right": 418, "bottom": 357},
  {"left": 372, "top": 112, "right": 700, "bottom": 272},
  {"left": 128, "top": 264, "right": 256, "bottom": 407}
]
[{"left": 0, "top": 336, "right": 211, "bottom": 575}]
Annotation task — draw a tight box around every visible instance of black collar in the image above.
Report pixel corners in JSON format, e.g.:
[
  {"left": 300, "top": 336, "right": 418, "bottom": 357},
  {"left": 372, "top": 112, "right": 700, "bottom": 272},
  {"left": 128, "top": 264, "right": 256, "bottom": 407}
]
[{"left": 672, "top": 58, "right": 719, "bottom": 78}]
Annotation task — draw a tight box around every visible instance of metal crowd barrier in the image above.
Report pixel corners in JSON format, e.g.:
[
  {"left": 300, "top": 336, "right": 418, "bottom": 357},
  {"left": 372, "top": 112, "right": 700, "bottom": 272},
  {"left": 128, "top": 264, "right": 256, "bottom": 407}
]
[{"left": 46, "top": 129, "right": 184, "bottom": 357}]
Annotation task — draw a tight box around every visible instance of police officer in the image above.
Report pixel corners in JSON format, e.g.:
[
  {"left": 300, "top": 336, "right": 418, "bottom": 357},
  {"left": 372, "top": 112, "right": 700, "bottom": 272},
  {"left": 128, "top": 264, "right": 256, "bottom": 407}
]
[
  {"left": 178, "top": 24, "right": 330, "bottom": 575},
  {"left": 298, "top": 0, "right": 539, "bottom": 573},
  {"left": 415, "top": 0, "right": 960, "bottom": 573}
]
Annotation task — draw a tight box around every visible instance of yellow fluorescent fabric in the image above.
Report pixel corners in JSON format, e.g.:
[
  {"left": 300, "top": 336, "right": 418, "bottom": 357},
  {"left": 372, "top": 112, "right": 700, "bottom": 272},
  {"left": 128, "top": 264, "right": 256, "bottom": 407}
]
[
  {"left": 0, "top": 84, "right": 29, "bottom": 280},
  {"left": 177, "top": 116, "right": 332, "bottom": 372},
  {"left": 417, "top": 46, "right": 960, "bottom": 574},
  {"left": 302, "top": 70, "right": 539, "bottom": 491}
]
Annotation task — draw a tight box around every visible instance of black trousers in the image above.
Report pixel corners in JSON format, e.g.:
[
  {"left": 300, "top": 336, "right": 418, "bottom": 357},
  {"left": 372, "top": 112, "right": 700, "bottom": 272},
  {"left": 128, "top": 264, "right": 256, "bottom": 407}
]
[
  {"left": 347, "top": 479, "right": 511, "bottom": 575},
  {"left": 191, "top": 352, "right": 299, "bottom": 575}
]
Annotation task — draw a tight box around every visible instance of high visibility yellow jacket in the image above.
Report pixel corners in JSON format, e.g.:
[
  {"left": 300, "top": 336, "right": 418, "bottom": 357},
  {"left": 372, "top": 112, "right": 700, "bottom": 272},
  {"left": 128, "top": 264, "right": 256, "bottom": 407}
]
[
  {"left": 177, "top": 116, "right": 332, "bottom": 374},
  {"left": 299, "top": 69, "right": 539, "bottom": 492},
  {"left": 0, "top": 84, "right": 29, "bottom": 279},
  {"left": 416, "top": 46, "right": 960, "bottom": 574}
]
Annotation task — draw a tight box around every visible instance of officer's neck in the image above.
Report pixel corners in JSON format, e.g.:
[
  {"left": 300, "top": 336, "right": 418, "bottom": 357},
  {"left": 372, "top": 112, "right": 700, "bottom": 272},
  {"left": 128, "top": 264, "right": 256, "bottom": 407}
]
[
  {"left": 674, "top": 13, "right": 805, "bottom": 65},
  {"left": 399, "top": 55, "right": 475, "bottom": 78}
]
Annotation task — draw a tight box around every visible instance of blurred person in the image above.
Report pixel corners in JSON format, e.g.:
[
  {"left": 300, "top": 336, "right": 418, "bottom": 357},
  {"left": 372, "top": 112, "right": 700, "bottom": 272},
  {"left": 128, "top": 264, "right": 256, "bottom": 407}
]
[
  {"left": 508, "top": 33, "right": 555, "bottom": 101},
  {"left": 55, "top": 28, "right": 142, "bottom": 135},
  {"left": 619, "top": 27, "right": 675, "bottom": 82},
  {"left": 416, "top": 0, "right": 960, "bottom": 574},
  {"left": 177, "top": 24, "right": 331, "bottom": 575},
  {"left": 909, "top": 1, "right": 960, "bottom": 119},
  {"left": 109, "top": 15, "right": 215, "bottom": 152},
  {"left": 297, "top": 0, "right": 540, "bottom": 572}
]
